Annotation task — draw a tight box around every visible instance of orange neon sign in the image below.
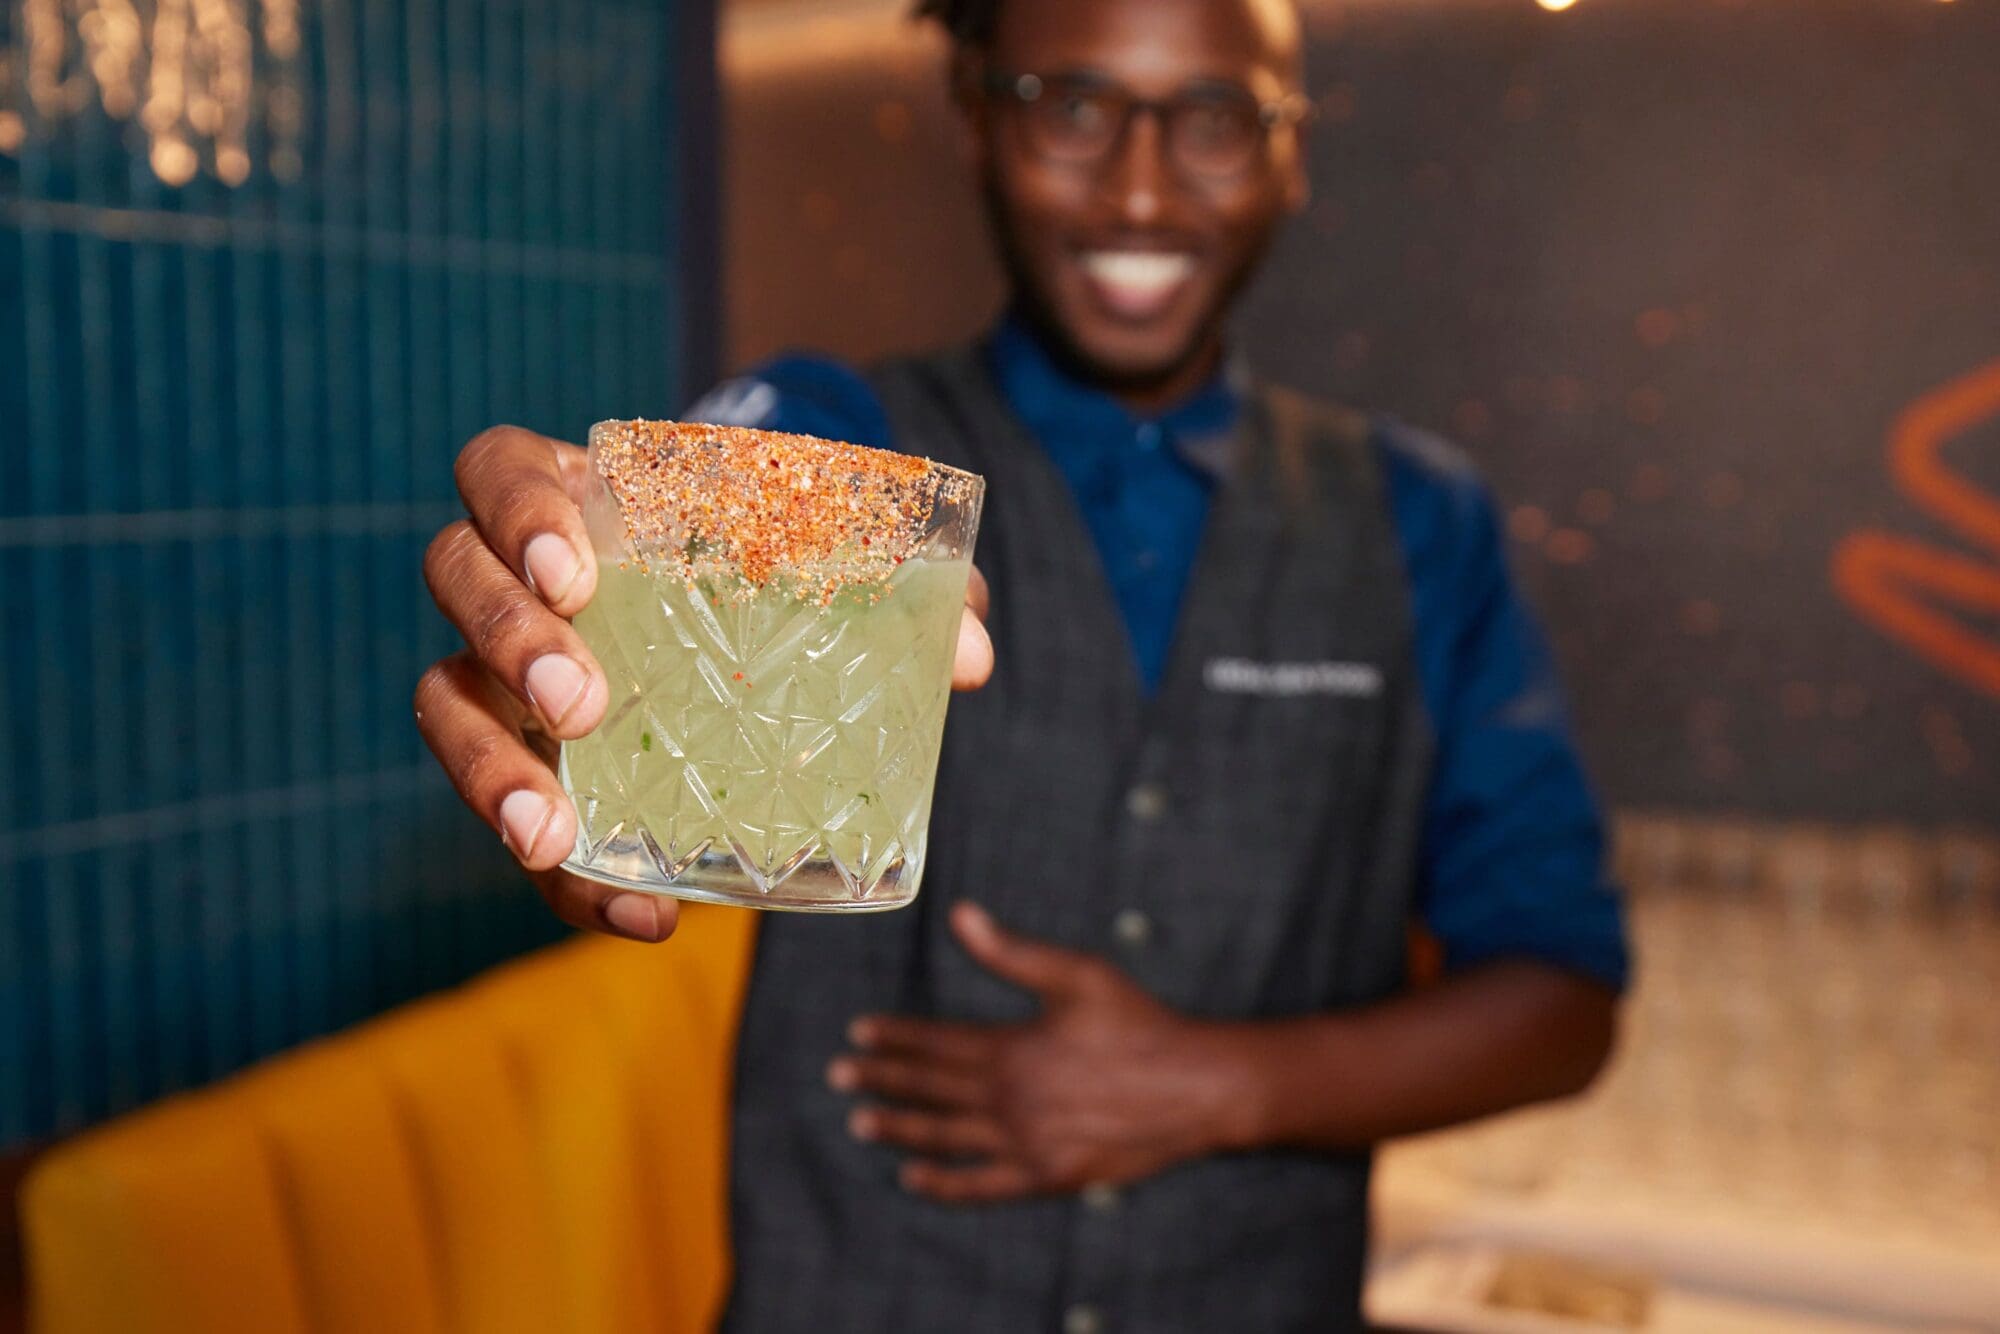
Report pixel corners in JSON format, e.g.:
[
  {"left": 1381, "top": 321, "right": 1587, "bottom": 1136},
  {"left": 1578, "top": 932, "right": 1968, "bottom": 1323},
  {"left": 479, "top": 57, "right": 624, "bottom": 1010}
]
[{"left": 1832, "top": 359, "right": 2000, "bottom": 698}]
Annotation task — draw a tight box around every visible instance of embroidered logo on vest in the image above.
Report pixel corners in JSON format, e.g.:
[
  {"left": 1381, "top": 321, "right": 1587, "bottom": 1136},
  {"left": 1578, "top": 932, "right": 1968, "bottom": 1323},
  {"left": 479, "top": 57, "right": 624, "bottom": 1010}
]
[{"left": 1202, "top": 657, "right": 1384, "bottom": 698}]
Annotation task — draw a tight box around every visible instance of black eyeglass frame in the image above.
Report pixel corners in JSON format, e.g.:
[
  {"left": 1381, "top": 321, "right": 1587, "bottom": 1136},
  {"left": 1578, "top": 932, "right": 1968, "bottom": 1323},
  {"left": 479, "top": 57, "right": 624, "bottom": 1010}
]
[{"left": 975, "top": 66, "right": 1316, "bottom": 179}]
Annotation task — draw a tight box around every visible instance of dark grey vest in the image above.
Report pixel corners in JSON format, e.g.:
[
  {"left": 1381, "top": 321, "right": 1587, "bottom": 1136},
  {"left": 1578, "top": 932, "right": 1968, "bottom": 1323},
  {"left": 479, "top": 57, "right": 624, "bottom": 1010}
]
[{"left": 722, "top": 348, "right": 1434, "bottom": 1334}]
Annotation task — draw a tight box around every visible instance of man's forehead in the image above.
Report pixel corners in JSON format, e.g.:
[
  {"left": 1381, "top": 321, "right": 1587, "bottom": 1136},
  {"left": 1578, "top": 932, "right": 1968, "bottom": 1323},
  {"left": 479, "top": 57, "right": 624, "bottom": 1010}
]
[{"left": 988, "top": 0, "right": 1303, "bottom": 87}]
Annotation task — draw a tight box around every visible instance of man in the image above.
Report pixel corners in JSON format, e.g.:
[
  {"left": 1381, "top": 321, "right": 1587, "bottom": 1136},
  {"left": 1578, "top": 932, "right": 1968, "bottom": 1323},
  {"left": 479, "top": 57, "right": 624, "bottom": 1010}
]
[{"left": 414, "top": 0, "right": 1628, "bottom": 1327}]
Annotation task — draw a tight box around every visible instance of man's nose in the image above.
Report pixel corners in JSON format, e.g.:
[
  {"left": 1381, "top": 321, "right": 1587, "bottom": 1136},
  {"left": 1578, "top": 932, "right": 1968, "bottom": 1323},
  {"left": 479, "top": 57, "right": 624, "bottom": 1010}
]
[{"left": 1100, "top": 109, "right": 1169, "bottom": 226}]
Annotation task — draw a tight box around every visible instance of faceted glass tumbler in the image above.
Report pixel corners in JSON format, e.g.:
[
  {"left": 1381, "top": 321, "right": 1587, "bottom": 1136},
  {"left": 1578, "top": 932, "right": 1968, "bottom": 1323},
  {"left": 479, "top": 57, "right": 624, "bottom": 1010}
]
[{"left": 558, "top": 420, "right": 984, "bottom": 911}]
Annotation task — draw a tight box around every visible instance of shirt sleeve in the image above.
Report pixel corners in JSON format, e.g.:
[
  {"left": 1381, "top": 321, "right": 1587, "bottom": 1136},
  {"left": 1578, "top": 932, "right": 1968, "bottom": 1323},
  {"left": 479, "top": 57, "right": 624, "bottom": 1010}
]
[
  {"left": 1377, "top": 421, "right": 1631, "bottom": 993},
  {"left": 682, "top": 352, "right": 893, "bottom": 449}
]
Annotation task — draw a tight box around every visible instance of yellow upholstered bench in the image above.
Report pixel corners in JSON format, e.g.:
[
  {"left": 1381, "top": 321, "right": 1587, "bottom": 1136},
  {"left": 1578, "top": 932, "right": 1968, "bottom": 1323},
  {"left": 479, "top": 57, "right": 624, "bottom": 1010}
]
[{"left": 20, "top": 904, "right": 759, "bottom": 1334}]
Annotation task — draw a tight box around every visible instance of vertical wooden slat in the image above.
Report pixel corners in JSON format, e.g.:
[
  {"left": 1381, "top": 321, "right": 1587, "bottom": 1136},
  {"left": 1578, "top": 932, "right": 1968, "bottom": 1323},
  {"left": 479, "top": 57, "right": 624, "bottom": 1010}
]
[
  {"left": 0, "top": 116, "right": 27, "bottom": 1136},
  {"left": 520, "top": 0, "right": 557, "bottom": 438},
  {"left": 590, "top": 1, "right": 622, "bottom": 414},
  {"left": 223, "top": 0, "right": 286, "bottom": 1066},
  {"left": 284, "top": 0, "right": 350, "bottom": 1049},
  {"left": 234, "top": 239, "right": 284, "bottom": 1064},
  {"left": 66, "top": 86, "right": 125, "bottom": 1132},
  {"left": 125, "top": 167, "right": 178, "bottom": 1113},
  {"left": 396, "top": 0, "right": 449, "bottom": 1015},
  {"left": 434, "top": 0, "right": 483, "bottom": 982},
  {"left": 553, "top": 6, "right": 586, "bottom": 437},
  {"left": 178, "top": 124, "right": 237, "bottom": 1085},
  {"left": 346, "top": 0, "right": 398, "bottom": 1031}
]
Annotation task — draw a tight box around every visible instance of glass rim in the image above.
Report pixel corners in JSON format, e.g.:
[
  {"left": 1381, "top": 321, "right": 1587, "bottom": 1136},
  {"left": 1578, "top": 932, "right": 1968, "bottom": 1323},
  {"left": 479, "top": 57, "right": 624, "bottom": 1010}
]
[
  {"left": 582, "top": 418, "right": 981, "bottom": 594},
  {"left": 587, "top": 417, "right": 984, "bottom": 495}
]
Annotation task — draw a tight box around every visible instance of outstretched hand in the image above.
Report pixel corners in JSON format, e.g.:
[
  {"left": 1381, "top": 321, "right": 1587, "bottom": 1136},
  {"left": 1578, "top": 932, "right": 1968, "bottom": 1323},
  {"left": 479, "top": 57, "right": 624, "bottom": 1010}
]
[{"left": 827, "top": 902, "right": 1241, "bottom": 1204}]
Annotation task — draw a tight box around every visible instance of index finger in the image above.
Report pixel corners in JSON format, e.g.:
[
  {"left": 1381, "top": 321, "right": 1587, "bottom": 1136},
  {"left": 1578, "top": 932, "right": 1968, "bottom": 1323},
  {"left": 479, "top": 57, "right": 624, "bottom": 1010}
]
[
  {"left": 849, "top": 1013, "right": 995, "bottom": 1066},
  {"left": 899, "top": 1158, "right": 1038, "bottom": 1205},
  {"left": 454, "top": 425, "right": 600, "bottom": 618}
]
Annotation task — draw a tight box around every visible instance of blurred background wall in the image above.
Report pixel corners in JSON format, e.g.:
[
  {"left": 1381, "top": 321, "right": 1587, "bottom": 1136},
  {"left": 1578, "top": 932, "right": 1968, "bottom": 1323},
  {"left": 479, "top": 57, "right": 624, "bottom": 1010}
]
[
  {"left": 722, "top": 0, "right": 2000, "bottom": 826},
  {"left": 0, "top": 0, "right": 716, "bottom": 1152}
]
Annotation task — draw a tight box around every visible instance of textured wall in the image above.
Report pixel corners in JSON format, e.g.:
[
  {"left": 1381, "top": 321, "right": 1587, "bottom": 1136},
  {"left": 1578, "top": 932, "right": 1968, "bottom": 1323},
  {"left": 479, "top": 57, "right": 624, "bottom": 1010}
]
[
  {"left": 0, "top": 0, "right": 711, "bottom": 1148},
  {"left": 1241, "top": 0, "right": 2000, "bottom": 825},
  {"left": 722, "top": 0, "right": 2000, "bottom": 827}
]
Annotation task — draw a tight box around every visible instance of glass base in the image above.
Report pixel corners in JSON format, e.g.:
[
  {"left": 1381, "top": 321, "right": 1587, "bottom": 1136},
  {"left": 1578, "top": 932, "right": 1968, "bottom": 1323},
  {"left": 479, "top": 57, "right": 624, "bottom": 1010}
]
[{"left": 560, "top": 836, "right": 921, "bottom": 913}]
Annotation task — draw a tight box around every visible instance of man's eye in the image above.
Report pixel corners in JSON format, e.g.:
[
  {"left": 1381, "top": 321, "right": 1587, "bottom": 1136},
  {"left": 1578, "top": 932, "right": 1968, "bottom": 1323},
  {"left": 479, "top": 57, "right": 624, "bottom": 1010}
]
[
  {"left": 1045, "top": 91, "right": 1112, "bottom": 133},
  {"left": 1180, "top": 102, "right": 1252, "bottom": 147}
]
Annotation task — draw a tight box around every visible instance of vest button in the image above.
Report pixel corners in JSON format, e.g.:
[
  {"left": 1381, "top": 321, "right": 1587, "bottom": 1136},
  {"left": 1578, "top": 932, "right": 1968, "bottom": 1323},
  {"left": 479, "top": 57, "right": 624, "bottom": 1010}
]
[
  {"left": 1081, "top": 1181, "right": 1123, "bottom": 1213},
  {"left": 1112, "top": 909, "right": 1153, "bottom": 948},
  {"left": 1063, "top": 1303, "right": 1105, "bottom": 1334},
  {"left": 1124, "top": 782, "right": 1169, "bottom": 821}
]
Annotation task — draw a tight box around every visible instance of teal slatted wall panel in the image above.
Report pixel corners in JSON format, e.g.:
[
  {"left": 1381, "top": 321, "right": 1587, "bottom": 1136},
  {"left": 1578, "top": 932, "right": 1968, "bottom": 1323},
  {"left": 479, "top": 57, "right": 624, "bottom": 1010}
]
[{"left": 0, "top": 0, "right": 708, "bottom": 1147}]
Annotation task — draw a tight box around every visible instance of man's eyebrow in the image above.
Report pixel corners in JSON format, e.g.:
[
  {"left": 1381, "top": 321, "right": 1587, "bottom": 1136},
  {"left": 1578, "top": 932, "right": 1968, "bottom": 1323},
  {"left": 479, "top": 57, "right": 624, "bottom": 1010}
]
[
  {"left": 1023, "top": 68, "right": 1260, "bottom": 99},
  {"left": 1176, "top": 75, "right": 1261, "bottom": 99},
  {"left": 1024, "top": 65, "right": 1118, "bottom": 87}
]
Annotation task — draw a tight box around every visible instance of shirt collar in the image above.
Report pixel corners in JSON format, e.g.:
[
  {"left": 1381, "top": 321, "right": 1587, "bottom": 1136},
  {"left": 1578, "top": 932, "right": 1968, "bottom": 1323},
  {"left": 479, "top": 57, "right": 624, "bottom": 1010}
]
[{"left": 984, "top": 313, "right": 1246, "bottom": 482}]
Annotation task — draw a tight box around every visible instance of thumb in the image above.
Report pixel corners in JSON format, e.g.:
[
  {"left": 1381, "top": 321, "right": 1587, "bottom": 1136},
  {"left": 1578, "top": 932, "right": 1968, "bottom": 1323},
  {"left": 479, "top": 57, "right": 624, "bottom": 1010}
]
[{"left": 950, "top": 901, "right": 1091, "bottom": 999}]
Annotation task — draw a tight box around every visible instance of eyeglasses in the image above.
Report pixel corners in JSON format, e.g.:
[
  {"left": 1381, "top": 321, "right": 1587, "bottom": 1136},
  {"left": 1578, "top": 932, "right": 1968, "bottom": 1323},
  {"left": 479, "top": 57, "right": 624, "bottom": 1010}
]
[{"left": 980, "top": 68, "right": 1313, "bottom": 181}]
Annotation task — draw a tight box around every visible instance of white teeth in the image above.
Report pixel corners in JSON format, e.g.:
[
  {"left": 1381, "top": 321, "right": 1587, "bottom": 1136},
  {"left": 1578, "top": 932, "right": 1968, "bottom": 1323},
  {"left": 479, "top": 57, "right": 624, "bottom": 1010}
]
[{"left": 1080, "top": 250, "right": 1195, "bottom": 295}]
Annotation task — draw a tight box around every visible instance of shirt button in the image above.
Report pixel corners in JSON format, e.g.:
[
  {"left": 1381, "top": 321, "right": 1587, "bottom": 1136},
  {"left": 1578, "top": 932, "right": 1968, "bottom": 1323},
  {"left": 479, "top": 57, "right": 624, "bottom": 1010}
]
[
  {"left": 1135, "top": 423, "right": 1162, "bottom": 452},
  {"left": 1132, "top": 548, "right": 1159, "bottom": 572},
  {"left": 1112, "top": 909, "right": 1153, "bottom": 948},
  {"left": 1063, "top": 1303, "right": 1105, "bottom": 1334},
  {"left": 1124, "top": 782, "right": 1168, "bottom": 821},
  {"left": 1081, "top": 1182, "right": 1123, "bottom": 1213}
]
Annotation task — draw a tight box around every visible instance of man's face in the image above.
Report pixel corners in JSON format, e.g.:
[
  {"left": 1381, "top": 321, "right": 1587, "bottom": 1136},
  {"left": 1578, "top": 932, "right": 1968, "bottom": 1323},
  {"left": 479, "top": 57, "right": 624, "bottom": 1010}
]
[{"left": 964, "top": 0, "right": 1308, "bottom": 401}]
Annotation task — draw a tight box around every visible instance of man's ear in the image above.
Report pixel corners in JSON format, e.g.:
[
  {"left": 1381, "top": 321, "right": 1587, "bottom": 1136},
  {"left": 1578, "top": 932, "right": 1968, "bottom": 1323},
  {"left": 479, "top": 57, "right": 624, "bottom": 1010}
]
[
  {"left": 949, "top": 48, "right": 992, "bottom": 171},
  {"left": 1285, "top": 156, "right": 1311, "bottom": 214},
  {"left": 1282, "top": 116, "right": 1312, "bottom": 214}
]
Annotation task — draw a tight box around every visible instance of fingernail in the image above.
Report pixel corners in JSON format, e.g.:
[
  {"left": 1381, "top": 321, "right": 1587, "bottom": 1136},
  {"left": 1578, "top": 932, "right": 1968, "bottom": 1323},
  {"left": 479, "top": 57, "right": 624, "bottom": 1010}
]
[
  {"left": 499, "top": 790, "right": 553, "bottom": 861},
  {"left": 602, "top": 892, "right": 663, "bottom": 941},
  {"left": 847, "top": 1018, "right": 875, "bottom": 1048},
  {"left": 848, "top": 1109, "right": 877, "bottom": 1140},
  {"left": 524, "top": 533, "right": 581, "bottom": 604},
  {"left": 826, "top": 1059, "right": 858, "bottom": 1092},
  {"left": 525, "top": 654, "right": 590, "bottom": 727}
]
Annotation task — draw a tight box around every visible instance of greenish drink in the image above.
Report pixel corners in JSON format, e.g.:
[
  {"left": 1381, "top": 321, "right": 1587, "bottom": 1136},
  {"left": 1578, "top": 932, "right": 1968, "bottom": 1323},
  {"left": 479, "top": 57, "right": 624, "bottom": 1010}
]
[{"left": 559, "top": 420, "right": 983, "bottom": 911}]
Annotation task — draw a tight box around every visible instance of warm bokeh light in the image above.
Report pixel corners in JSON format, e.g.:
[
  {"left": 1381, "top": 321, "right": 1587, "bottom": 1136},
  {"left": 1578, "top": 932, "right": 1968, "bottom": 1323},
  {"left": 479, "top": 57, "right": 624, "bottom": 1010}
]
[
  {"left": 1, "top": 0, "right": 301, "bottom": 184},
  {"left": 1538, "top": 0, "right": 1581, "bottom": 11}
]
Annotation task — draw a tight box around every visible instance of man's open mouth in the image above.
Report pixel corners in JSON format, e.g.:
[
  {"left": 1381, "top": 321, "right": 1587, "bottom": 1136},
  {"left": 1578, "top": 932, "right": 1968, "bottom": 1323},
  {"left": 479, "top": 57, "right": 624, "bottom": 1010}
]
[{"left": 1078, "top": 250, "right": 1198, "bottom": 320}]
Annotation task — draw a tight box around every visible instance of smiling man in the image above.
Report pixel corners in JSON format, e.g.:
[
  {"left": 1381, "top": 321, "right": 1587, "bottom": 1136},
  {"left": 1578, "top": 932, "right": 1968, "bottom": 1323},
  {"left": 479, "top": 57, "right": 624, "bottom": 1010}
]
[{"left": 413, "top": 0, "right": 1629, "bottom": 1329}]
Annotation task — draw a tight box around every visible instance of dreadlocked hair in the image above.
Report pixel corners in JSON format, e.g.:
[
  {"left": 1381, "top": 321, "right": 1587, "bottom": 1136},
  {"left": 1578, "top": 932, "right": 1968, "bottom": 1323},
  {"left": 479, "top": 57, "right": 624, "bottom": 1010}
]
[{"left": 911, "top": 0, "right": 1005, "bottom": 49}]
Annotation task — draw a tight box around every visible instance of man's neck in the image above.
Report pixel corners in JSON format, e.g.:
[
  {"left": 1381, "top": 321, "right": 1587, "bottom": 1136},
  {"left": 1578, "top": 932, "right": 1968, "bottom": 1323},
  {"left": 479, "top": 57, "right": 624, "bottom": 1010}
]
[{"left": 1103, "top": 341, "right": 1228, "bottom": 417}]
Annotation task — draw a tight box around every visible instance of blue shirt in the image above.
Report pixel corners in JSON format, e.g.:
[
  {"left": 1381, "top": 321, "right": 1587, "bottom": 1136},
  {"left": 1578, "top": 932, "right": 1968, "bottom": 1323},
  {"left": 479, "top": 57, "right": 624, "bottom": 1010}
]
[{"left": 686, "top": 325, "right": 1630, "bottom": 991}]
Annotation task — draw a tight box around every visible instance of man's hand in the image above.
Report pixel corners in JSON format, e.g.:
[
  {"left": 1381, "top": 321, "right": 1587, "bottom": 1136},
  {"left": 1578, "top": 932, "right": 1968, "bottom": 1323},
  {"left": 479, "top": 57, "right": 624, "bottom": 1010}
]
[
  {"left": 413, "top": 424, "right": 995, "bottom": 943},
  {"left": 827, "top": 902, "right": 1238, "bottom": 1204}
]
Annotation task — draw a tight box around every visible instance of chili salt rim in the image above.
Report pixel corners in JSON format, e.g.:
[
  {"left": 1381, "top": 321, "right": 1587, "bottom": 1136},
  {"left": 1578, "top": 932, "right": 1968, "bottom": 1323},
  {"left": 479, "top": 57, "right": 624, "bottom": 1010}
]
[{"left": 588, "top": 419, "right": 980, "bottom": 601}]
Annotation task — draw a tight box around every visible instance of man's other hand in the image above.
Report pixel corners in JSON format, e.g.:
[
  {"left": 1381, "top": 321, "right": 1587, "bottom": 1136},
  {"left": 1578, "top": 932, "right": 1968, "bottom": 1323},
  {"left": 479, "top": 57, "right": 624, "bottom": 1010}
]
[
  {"left": 413, "top": 425, "right": 995, "bottom": 942},
  {"left": 827, "top": 902, "right": 1238, "bottom": 1204}
]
